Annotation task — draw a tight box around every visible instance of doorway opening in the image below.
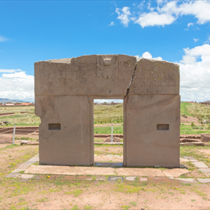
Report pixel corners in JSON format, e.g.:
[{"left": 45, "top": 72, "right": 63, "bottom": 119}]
[{"left": 93, "top": 99, "right": 124, "bottom": 167}]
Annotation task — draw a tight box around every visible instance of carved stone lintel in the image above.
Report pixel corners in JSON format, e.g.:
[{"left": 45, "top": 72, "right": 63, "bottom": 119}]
[{"left": 97, "top": 55, "right": 119, "bottom": 79}]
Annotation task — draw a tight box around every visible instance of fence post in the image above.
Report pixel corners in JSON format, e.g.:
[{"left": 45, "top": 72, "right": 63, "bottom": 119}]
[
  {"left": 12, "top": 124, "right": 16, "bottom": 144},
  {"left": 111, "top": 123, "right": 113, "bottom": 142}
]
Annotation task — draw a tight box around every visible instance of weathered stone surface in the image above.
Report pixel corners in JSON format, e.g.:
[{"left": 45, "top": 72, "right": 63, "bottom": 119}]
[
  {"left": 201, "top": 133, "right": 210, "bottom": 142},
  {"left": 163, "top": 169, "right": 189, "bottom": 178},
  {"left": 198, "top": 169, "right": 210, "bottom": 173},
  {"left": 36, "top": 95, "right": 94, "bottom": 166},
  {"left": 35, "top": 55, "right": 136, "bottom": 97},
  {"left": 192, "top": 162, "right": 209, "bottom": 169},
  {"left": 25, "top": 165, "right": 116, "bottom": 176},
  {"left": 130, "top": 58, "right": 179, "bottom": 95},
  {"left": 105, "top": 137, "right": 121, "bottom": 142},
  {"left": 180, "top": 142, "right": 205, "bottom": 146},
  {"left": 6, "top": 173, "right": 20, "bottom": 178},
  {"left": 35, "top": 55, "right": 180, "bottom": 167},
  {"left": 18, "top": 163, "right": 32, "bottom": 170},
  {"left": 108, "top": 176, "right": 124, "bottom": 181},
  {"left": 197, "top": 178, "right": 210, "bottom": 183},
  {"left": 116, "top": 168, "right": 164, "bottom": 177},
  {"left": 180, "top": 138, "right": 201, "bottom": 143},
  {"left": 124, "top": 94, "right": 180, "bottom": 167},
  {"left": 20, "top": 140, "right": 28, "bottom": 145},
  {"left": 176, "top": 178, "right": 196, "bottom": 183},
  {"left": 125, "top": 176, "right": 136, "bottom": 181}
]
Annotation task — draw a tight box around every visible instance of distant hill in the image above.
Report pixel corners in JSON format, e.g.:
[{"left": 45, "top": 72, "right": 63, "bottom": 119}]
[{"left": 0, "top": 98, "right": 26, "bottom": 103}]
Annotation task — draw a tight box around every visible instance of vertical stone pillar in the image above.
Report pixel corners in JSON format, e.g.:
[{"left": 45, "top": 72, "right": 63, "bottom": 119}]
[
  {"left": 124, "top": 95, "right": 180, "bottom": 167},
  {"left": 36, "top": 95, "right": 94, "bottom": 165}
]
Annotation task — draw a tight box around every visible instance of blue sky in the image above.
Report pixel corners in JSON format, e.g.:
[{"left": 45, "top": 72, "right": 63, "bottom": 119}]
[{"left": 0, "top": 0, "right": 210, "bottom": 102}]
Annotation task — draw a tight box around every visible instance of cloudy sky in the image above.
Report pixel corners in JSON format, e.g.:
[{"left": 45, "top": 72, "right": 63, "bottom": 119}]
[{"left": 0, "top": 0, "right": 210, "bottom": 102}]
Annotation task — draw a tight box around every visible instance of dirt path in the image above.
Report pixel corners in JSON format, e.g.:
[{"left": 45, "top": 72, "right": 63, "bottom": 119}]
[{"left": 181, "top": 116, "right": 200, "bottom": 125}]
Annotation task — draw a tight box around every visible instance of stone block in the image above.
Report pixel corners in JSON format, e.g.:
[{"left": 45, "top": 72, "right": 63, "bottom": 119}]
[
  {"left": 176, "top": 178, "right": 196, "bottom": 183},
  {"left": 125, "top": 176, "right": 136, "bottom": 181},
  {"left": 199, "top": 169, "right": 210, "bottom": 173},
  {"left": 18, "top": 163, "right": 32, "bottom": 170},
  {"left": 35, "top": 55, "right": 180, "bottom": 167},
  {"left": 12, "top": 169, "right": 24, "bottom": 173},
  {"left": 197, "top": 178, "right": 210, "bottom": 183},
  {"left": 124, "top": 94, "right": 180, "bottom": 167},
  {"left": 108, "top": 176, "right": 124, "bottom": 181},
  {"left": 37, "top": 95, "right": 94, "bottom": 166},
  {"left": 130, "top": 58, "right": 179, "bottom": 95},
  {"left": 192, "top": 162, "right": 209, "bottom": 169},
  {"left": 6, "top": 173, "right": 20, "bottom": 178},
  {"left": 35, "top": 55, "right": 136, "bottom": 97},
  {"left": 201, "top": 134, "right": 210, "bottom": 142}
]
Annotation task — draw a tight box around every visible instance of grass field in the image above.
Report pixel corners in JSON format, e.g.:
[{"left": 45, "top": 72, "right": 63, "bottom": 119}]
[
  {"left": 1, "top": 103, "right": 210, "bottom": 135},
  {"left": 181, "top": 102, "right": 192, "bottom": 116},
  {"left": 188, "top": 103, "right": 210, "bottom": 123}
]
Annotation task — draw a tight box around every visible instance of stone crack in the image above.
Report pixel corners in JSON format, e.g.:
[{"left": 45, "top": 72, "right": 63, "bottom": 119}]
[{"left": 124, "top": 60, "right": 138, "bottom": 99}]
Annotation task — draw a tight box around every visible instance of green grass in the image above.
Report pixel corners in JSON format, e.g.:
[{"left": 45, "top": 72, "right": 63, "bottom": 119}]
[
  {"left": 1, "top": 103, "right": 210, "bottom": 136},
  {"left": 188, "top": 103, "right": 210, "bottom": 123},
  {"left": 94, "top": 124, "right": 210, "bottom": 135},
  {"left": 181, "top": 102, "right": 192, "bottom": 116},
  {"left": 94, "top": 104, "right": 123, "bottom": 124},
  {"left": 94, "top": 126, "right": 123, "bottom": 134}
]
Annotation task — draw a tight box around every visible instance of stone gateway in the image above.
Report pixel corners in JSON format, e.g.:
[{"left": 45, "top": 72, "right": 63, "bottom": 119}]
[{"left": 35, "top": 54, "right": 180, "bottom": 167}]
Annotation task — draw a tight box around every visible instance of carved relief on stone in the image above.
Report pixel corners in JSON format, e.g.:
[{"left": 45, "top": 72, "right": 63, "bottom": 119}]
[{"left": 97, "top": 55, "right": 119, "bottom": 79}]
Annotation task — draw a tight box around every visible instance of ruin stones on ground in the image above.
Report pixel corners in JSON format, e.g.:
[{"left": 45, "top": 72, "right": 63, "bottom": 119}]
[
  {"left": 201, "top": 133, "right": 210, "bottom": 142},
  {"left": 104, "top": 137, "right": 121, "bottom": 142}
]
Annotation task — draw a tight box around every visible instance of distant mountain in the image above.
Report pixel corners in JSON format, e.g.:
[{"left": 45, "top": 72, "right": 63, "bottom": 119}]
[{"left": 0, "top": 98, "right": 26, "bottom": 103}]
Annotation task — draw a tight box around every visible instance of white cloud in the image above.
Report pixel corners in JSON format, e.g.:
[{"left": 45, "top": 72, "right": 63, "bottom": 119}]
[
  {"left": 179, "top": 44, "right": 210, "bottom": 101},
  {"left": 116, "top": 1, "right": 210, "bottom": 27},
  {"left": 135, "top": 52, "right": 163, "bottom": 61},
  {"left": 0, "top": 36, "right": 8, "bottom": 42},
  {"left": 142, "top": 51, "right": 163, "bottom": 60},
  {"left": 135, "top": 12, "right": 175, "bottom": 28},
  {"left": 108, "top": 21, "right": 114, "bottom": 26},
  {"left": 0, "top": 69, "right": 34, "bottom": 101},
  {"left": 142, "top": 52, "right": 153, "bottom": 59},
  {"left": 187, "top": 22, "right": 194, "bottom": 28},
  {"left": 0, "top": 69, "right": 21, "bottom": 73},
  {"left": 193, "top": 38, "right": 199, "bottom": 42},
  {"left": 115, "top": 7, "right": 131, "bottom": 27}
]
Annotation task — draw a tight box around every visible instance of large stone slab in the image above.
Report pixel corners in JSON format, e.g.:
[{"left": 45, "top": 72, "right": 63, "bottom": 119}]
[
  {"left": 36, "top": 95, "right": 94, "bottom": 166},
  {"left": 163, "top": 169, "right": 189, "bottom": 178},
  {"left": 35, "top": 55, "right": 180, "bottom": 167},
  {"left": 6, "top": 173, "right": 20, "bottom": 178},
  {"left": 130, "top": 58, "right": 179, "bottom": 95},
  {"left": 124, "top": 94, "right": 180, "bottom": 167},
  {"left": 25, "top": 165, "right": 116, "bottom": 176},
  {"left": 176, "top": 178, "right": 196, "bottom": 183},
  {"left": 198, "top": 169, "right": 210, "bottom": 173},
  {"left": 25, "top": 165, "right": 165, "bottom": 177},
  {"left": 197, "top": 178, "right": 210, "bottom": 183},
  {"left": 35, "top": 55, "right": 136, "bottom": 97},
  {"left": 192, "top": 162, "right": 209, "bottom": 169},
  {"left": 115, "top": 168, "right": 164, "bottom": 177},
  {"left": 201, "top": 133, "right": 210, "bottom": 142}
]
